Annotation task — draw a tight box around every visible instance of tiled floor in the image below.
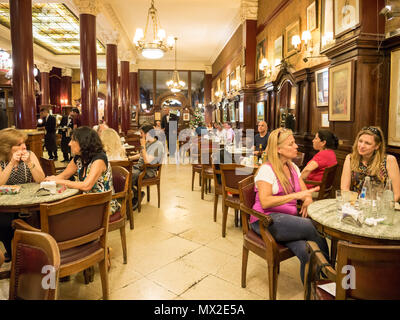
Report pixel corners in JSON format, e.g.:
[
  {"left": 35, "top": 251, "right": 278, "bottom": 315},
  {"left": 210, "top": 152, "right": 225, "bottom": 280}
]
[{"left": 0, "top": 155, "right": 310, "bottom": 300}]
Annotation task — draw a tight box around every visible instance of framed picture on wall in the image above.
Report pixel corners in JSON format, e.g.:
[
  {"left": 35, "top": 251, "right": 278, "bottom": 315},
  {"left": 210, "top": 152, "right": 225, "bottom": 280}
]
[
  {"left": 307, "top": 1, "right": 317, "bottom": 31},
  {"left": 183, "top": 112, "right": 190, "bottom": 122},
  {"left": 257, "top": 101, "right": 265, "bottom": 121},
  {"left": 320, "top": 0, "right": 334, "bottom": 51},
  {"left": 221, "top": 79, "right": 225, "bottom": 95},
  {"left": 235, "top": 65, "right": 241, "bottom": 89},
  {"left": 321, "top": 112, "right": 330, "bottom": 128},
  {"left": 274, "top": 35, "right": 283, "bottom": 66},
  {"left": 285, "top": 19, "right": 300, "bottom": 57},
  {"left": 328, "top": 60, "right": 354, "bottom": 121},
  {"left": 239, "top": 101, "right": 244, "bottom": 122},
  {"left": 334, "top": 0, "right": 360, "bottom": 37},
  {"left": 315, "top": 68, "right": 329, "bottom": 106},
  {"left": 226, "top": 75, "right": 230, "bottom": 93},
  {"left": 154, "top": 112, "right": 161, "bottom": 121},
  {"left": 255, "top": 38, "right": 266, "bottom": 80},
  {"left": 388, "top": 50, "right": 400, "bottom": 146}
]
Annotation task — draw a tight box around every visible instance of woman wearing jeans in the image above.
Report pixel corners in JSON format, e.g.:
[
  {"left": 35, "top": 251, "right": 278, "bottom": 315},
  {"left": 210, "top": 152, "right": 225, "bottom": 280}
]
[{"left": 251, "top": 128, "right": 329, "bottom": 283}]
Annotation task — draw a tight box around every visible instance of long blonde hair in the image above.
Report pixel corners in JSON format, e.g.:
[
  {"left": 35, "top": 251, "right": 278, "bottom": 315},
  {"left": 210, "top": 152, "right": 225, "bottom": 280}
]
[
  {"left": 100, "top": 128, "right": 126, "bottom": 160},
  {"left": 350, "top": 126, "right": 386, "bottom": 177},
  {"left": 262, "top": 128, "right": 295, "bottom": 194},
  {"left": 0, "top": 128, "right": 28, "bottom": 161}
]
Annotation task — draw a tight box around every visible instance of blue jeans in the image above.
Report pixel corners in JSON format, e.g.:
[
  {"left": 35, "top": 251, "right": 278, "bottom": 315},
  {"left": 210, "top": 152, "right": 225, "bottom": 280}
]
[{"left": 250, "top": 213, "right": 329, "bottom": 283}]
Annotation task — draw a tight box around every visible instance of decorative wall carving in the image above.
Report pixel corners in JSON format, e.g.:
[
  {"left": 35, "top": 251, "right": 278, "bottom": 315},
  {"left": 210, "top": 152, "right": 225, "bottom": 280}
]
[{"left": 73, "top": 0, "right": 100, "bottom": 16}]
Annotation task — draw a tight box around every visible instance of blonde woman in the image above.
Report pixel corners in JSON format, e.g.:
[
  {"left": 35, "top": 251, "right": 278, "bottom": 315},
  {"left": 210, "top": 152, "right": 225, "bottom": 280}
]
[
  {"left": 251, "top": 128, "right": 329, "bottom": 283},
  {"left": 341, "top": 126, "right": 400, "bottom": 201},
  {"left": 100, "top": 128, "right": 127, "bottom": 161}
]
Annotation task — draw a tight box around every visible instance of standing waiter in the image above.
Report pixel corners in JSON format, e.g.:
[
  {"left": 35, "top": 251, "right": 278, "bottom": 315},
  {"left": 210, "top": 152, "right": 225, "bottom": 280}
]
[
  {"left": 38, "top": 107, "right": 58, "bottom": 160},
  {"left": 58, "top": 111, "right": 74, "bottom": 162},
  {"left": 161, "top": 107, "right": 179, "bottom": 157}
]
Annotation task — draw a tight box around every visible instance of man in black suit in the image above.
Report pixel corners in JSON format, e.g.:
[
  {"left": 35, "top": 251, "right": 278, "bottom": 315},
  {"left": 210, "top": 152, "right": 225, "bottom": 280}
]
[
  {"left": 58, "top": 111, "right": 74, "bottom": 162},
  {"left": 38, "top": 107, "right": 58, "bottom": 160},
  {"left": 161, "top": 108, "right": 179, "bottom": 157}
]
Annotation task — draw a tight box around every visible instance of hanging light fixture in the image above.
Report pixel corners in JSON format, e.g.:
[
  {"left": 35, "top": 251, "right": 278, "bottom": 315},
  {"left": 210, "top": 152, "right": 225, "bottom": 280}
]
[
  {"left": 134, "top": 0, "right": 174, "bottom": 59},
  {"left": 166, "top": 37, "right": 185, "bottom": 93}
]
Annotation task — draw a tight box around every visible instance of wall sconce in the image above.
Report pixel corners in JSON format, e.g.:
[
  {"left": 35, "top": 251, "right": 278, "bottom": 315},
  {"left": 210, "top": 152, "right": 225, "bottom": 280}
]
[
  {"left": 259, "top": 58, "right": 272, "bottom": 78},
  {"left": 215, "top": 90, "right": 223, "bottom": 98},
  {"left": 230, "top": 79, "right": 239, "bottom": 91},
  {"left": 292, "top": 30, "right": 314, "bottom": 54}
]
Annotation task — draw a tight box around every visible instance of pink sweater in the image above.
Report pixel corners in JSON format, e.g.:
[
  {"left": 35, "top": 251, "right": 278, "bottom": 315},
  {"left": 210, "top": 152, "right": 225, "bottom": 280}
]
[{"left": 251, "top": 163, "right": 301, "bottom": 224}]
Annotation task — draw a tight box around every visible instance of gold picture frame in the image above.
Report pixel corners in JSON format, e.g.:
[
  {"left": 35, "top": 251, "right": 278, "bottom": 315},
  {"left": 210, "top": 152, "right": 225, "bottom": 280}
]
[
  {"left": 315, "top": 68, "right": 329, "bottom": 107},
  {"left": 274, "top": 35, "right": 283, "bottom": 66},
  {"left": 320, "top": 0, "right": 334, "bottom": 52},
  {"left": 255, "top": 38, "right": 266, "bottom": 80},
  {"left": 183, "top": 112, "right": 190, "bottom": 122},
  {"left": 307, "top": 1, "right": 317, "bottom": 31},
  {"left": 285, "top": 19, "right": 300, "bottom": 57},
  {"left": 388, "top": 49, "right": 400, "bottom": 146},
  {"left": 334, "top": 0, "right": 360, "bottom": 37},
  {"left": 328, "top": 61, "right": 354, "bottom": 121}
]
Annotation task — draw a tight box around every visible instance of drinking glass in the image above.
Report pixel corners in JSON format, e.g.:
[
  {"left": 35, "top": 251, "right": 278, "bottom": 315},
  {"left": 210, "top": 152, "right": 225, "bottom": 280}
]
[{"left": 336, "top": 190, "right": 344, "bottom": 220}]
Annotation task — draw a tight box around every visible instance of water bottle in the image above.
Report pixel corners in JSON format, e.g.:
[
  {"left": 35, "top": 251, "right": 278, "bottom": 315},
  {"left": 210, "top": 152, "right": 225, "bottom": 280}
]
[
  {"left": 359, "top": 176, "right": 372, "bottom": 217},
  {"left": 382, "top": 178, "right": 394, "bottom": 225}
]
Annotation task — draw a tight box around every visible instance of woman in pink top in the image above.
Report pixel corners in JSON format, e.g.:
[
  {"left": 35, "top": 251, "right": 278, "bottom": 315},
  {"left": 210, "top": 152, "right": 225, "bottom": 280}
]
[
  {"left": 301, "top": 130, "right": 338, "bottom": 188},
  {"left": 251, "top": 128, "right": 329, "bottom": 283}
]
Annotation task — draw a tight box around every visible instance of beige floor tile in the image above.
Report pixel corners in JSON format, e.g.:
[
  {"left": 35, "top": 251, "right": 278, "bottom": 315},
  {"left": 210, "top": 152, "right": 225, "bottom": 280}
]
[
  {"left": 180, "top": 275, "right": 263, "bottom": 300},
  {"left": 110, "top": 277, "right": 177, "bottom": 300},
  {"left": 147, "top": 260, "right": 208, "bottom": 295},
  {"left": 182, "top": 246, "right": 234, "bottom": 275}
]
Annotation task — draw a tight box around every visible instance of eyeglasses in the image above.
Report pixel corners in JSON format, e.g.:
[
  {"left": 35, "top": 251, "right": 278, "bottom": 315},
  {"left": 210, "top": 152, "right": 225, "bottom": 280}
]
[{"left": 362, "top": 126, "right": 382, "bottom": 140}]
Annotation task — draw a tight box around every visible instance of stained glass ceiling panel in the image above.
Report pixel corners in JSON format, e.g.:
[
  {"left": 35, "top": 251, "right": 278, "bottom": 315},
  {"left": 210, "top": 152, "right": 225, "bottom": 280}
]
[{"left": 0, "top": 3, "right": 105, "bottom": 55}]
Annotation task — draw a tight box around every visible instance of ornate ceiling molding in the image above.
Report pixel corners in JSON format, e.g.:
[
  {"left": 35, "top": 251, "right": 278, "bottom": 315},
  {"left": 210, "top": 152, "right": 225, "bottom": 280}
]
[
  {"left": 62, "top": 68, "right": 73, "bottom": 77},
  {"left": 99, "top": 0, "right": 136, "bottom": 61}
]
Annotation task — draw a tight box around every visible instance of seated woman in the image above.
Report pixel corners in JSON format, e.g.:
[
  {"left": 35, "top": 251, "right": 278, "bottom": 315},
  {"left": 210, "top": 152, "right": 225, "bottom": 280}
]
[
  {"left": 341, "top": 126, "right": 400, "bottom": 201},
  {"left": 251, "top": 128, "right": 329, "bottom": 283},
  {"left": 301, "top": 130, "right": 338, "bottom": 188},
  {"left": 44, "top": 126, "right": 120, "bottom": 214},
  {"left": 100, "top": 128, "right": 127, "bottom": 161},
  {"left": 0, "top": 128, "right": 45, "bottom": 261}
]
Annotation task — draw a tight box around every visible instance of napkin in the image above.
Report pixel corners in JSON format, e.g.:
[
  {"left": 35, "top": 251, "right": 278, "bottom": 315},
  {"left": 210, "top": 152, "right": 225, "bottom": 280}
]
[
  {"left": 341, "top": 203, "right": 363, "bottom": 226},
  {"left": 364, "top": 217, "right": 386, "bottom": 226},
  {"left": 40, "top": 181, "right": 57, "bottom": 194}
]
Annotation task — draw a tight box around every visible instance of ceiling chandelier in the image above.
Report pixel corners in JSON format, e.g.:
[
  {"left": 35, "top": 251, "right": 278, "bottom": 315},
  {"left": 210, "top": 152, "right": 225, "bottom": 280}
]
[
  {"left": 133, "top": 0, "right": 174, "bottom": 59},
  {"left": 166, "top": 37, "right": 185, "bottom": 93}
]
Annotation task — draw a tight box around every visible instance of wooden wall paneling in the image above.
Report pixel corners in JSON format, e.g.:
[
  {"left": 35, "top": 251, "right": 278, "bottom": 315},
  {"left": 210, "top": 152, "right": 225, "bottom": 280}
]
[{"left": 244, "top": 20, "right": 257, "bottom": 86}]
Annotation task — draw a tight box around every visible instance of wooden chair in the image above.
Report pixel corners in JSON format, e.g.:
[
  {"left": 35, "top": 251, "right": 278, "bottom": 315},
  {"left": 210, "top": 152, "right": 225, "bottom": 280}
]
[
  {"left": 39, "top": 157, "right": 64, "bottom": 176},
  {"left": 304, "top": 164, "right": 338, "bottom": 200},
  {"left": 219, "top": 163, "right": 255, "bottom": 237},
  {"left": 9, "top": 229, "right": 60, "bottom": 300},
  {"left": 110, "top": 160, "right": 134, "bottom": 229},
  {"left": 201, "top": 146, "right": 218, "bottom": 200},
  {"left": 238, "top": 175, "right": 295, "bottom": 300},
  {"left": 13, "top": 191, "right": 112, "bottom": 300},
  {"left": 190, "top": 139, "right": 203, "bottom": 191},
  {"left": 137, "top": 163, "right": 162, "bottom": 213},
  {"left": 109, "top": 166, "right": 130, "bottom": 264},
  {"left": 211, "top": 163, "right": 223, "bottom": 222},
  {"left": 304, "top": 240, "right": 400, "bottom": 300}
]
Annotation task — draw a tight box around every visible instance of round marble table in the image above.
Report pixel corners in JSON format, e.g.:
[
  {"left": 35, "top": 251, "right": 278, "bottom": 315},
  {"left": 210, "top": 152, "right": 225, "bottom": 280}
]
[
  {"left": 308, "top": 198, "right": 400, "bottom": 247},
  {"left": 0, "top": 183, "right": 80, "bottom": 213}
]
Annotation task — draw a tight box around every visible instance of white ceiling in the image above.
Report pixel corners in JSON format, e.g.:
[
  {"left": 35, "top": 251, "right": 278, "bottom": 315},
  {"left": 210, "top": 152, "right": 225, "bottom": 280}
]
[{"left": 0, "top": 0, "right": 243, "bottom": 71}]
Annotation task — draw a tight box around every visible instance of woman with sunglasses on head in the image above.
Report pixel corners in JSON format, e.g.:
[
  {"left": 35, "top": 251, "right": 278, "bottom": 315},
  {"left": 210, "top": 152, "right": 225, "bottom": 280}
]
[
  {"left": 251, "top": 128, "right": 329, "bottom": 283},
  {"left": 341, "top": 126, "right": 400, "bottom": 201}
]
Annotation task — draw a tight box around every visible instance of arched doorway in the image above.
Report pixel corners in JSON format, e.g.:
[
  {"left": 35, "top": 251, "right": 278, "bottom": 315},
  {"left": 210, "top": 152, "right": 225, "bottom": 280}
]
[{"left": 156, "top": 92, "right": 190, "bottom": 118}]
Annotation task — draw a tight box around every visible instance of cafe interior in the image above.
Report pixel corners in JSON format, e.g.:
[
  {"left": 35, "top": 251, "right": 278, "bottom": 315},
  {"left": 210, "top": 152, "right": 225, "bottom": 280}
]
[{"left": 0, "top": 0, "right": 400, "bottom": 301}]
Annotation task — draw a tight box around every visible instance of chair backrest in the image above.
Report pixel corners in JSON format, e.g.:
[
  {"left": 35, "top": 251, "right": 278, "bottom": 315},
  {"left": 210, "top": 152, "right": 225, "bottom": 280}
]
[
  {"left": 238, "top": 175, "right": 256, "bottom": 209},
  {"left": 111, "top": 166, "right": 129, "bottom": 194},
  {"left": 335, "top": 241, "right": 400, "bottom": 300},
  {"left": 220, "top": 164, "right": 255, "bottom": 195},
  {"left": 39, "top": 191, "right": 112, "bottom": 252},
  {"left": 318, "top": 164, "right": 337, "bottom": 199},
  {"left": 9, "top": 229, "right": 60, "bottom": 300},
  {"left": 39, "top": 157, "right": 56, "bottom": 176}
]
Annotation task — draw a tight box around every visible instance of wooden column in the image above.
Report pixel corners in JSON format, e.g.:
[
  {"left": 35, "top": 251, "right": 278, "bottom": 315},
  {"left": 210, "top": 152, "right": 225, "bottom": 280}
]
[
  {"left": 243, "top": 19, "right": 257, "bottom": 86},
  {"left": 129, "top": 66, "right": 139, "bottom": 129},
  {"left": 204, "top": 73, "right": 212, "bottom": 106},
  {"left": 78, "top": 3, "right": 99, "bottom": 127},
  {"left": 120, "top": 60, "right": 130, "bottom": 133},
  {"left": 61, "top": 68, "right": 72, "bottom": 108},
  {"left": 9, "top": 0, "right": 36, "bottom": 129},
  {"left": 40, "top": 67, "right": 51, "bottom": 106},
  {"left": 106, "top": 41, "right": 118, "bottom": 131}
]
